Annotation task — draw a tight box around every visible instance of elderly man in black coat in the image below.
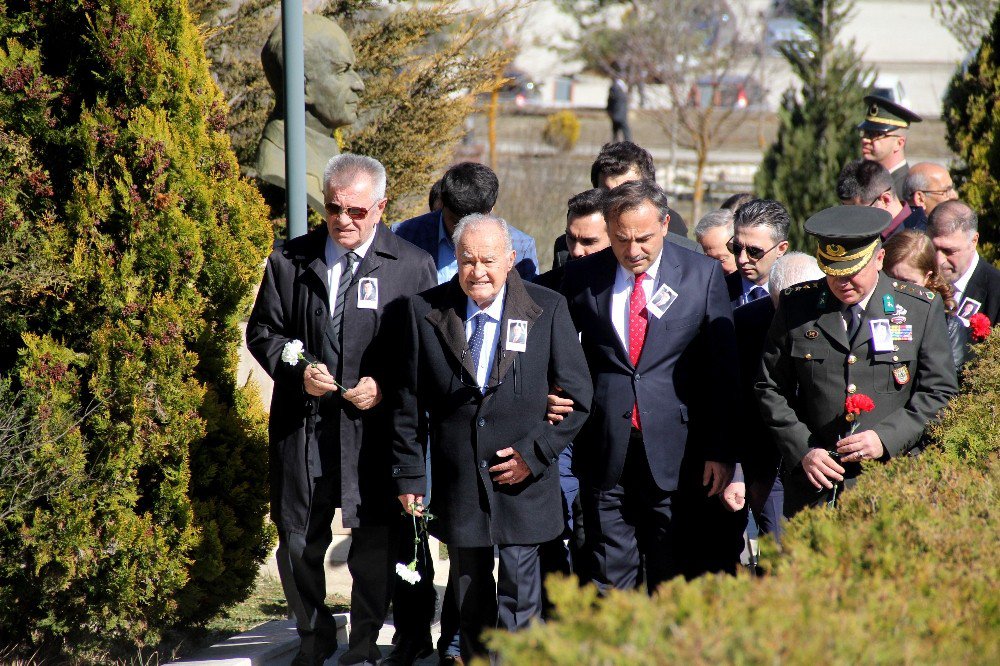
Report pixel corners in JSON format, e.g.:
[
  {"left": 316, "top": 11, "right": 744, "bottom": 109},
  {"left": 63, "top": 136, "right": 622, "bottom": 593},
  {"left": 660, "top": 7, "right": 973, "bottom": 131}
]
[
  {"left": 391, "top": 214, "right": 593, "bottom": 662},
  {"left": 247, "top": 153, "right": 436, "bottom": 666}
]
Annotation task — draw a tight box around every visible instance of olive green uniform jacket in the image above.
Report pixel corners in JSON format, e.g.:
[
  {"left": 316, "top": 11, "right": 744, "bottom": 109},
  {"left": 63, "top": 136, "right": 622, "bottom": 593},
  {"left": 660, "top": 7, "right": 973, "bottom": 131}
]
[{"left": 755, "top": 273, "right": 959, "bottom": 514}]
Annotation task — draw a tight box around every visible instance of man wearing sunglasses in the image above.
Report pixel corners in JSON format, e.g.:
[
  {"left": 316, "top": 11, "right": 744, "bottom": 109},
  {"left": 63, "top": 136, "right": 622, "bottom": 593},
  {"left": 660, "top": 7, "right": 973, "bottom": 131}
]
[
  {"left": 837, "top": 159, "right": 927, "bottom": 240},
  {"left": 248, "top": 154, "right": 437, "bottom": 666},
  {"left": 729, "top": 199, "right": 790, "bottom": 309},
  {"left": 858, "top": 95, "right": 922, "bottom": 198}
]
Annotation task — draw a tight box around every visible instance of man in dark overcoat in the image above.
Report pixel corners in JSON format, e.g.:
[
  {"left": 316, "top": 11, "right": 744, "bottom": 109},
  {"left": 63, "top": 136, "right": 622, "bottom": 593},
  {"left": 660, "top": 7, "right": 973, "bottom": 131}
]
[
  {"left": 390, "top": 214, "right": 593, "bottom": 662},
  {"left": 247, "top": 153, "right": 435, "bottom": 665}
]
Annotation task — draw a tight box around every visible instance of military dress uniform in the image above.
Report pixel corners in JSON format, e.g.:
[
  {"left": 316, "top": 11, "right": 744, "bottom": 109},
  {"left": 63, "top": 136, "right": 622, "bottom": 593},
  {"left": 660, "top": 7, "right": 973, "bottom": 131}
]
[
  {"left": 858, "top": 95, "right": 923, "bottom": 198},
  {"left": 756, "top": 207, "right": 958, "bottom": 516}
]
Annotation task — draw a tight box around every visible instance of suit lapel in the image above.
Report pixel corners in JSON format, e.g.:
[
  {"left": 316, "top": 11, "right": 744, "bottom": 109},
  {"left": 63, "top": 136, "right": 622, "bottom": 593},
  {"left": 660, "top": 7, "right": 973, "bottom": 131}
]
[
  {"left": 591, "top": 251, "right": 630, "bottom": 367},
  {"left": 492, "top": 271, "right": 543, "bottom": 385},
  {"left": 425, "top": 278, "right": 477, "bottom": 380},
  {"left": 813, "top": 283, "right": 850, "bottom": 352}
]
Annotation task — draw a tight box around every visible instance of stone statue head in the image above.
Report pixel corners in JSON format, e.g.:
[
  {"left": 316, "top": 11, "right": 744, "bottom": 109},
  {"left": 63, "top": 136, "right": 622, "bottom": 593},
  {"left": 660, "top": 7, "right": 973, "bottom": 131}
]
[{"left": 261, "top": 14, "right": 365, "bottom": 131}]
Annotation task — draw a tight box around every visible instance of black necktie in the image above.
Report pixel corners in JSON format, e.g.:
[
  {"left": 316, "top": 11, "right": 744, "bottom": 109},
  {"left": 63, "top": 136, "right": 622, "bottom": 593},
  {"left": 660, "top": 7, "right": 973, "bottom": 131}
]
[
  {"left": 844, "top": 303, "right": 863, "bottom": 343},
  {"left": 469, "top": 312, "right": 487, "bottom": 393},
  {"left": 331, "top": 251, "right": 358, "bottom": 342}
]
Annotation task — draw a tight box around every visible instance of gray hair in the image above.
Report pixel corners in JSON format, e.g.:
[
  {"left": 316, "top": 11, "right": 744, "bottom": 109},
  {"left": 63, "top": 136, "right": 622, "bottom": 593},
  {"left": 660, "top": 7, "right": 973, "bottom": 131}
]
[
  {"left": 452, "top": 213, "right": 513, "bottom": 255},
  {"left": 901, "top": 169, "right": 932, "bottom": 203},
  {"left": 770, "top": 251, "right": 824, "bottom": 294},
  {"left": 733, "top": 199, "right": 791, "bottom": 244},
  {"left": 322, "top": 153, "right": 387, "bottom": 202},
  {"left": 928, "top": 200, "right": 978, "bottom": 238},
  {"left": 695, "top": 209, "right": 734, "bottom": 241}
]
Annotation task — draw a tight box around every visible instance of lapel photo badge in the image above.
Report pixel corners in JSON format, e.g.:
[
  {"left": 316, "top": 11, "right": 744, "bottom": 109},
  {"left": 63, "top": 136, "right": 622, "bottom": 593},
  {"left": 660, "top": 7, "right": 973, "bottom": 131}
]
[
  {"left": 505, "top": 319, "right": 528, "bottom": 353},
  {"left": 357, "top": 277, "right": 379, "bottom": 309},
  {"left": 646, "top": 284, "right": 679, "bottom": 319},
  {"left": 957, "top": 297, "right": 982, "bottom": 325},
  {"left": 870, "top": 318, "right": 895, "bottom": 353}
]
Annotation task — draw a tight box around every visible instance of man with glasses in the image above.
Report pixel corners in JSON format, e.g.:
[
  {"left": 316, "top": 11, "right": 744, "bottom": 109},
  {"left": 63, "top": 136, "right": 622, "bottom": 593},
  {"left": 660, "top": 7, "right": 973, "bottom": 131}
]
[
  {"left": 391, "top": 214, "right": 592, "bottom": 663},
  {"left": 902, "top": 162, "right": 958, "bottom": 217},
  {"left": 728, "top": 199, "right": 790, "bottom": 309},
  {"left": 247, "top": 154, "right": 437, "bottom": 665},
  {"left": 858, "top": 95, "right": 922, "bottom": 197},
  {"left": 757, "top": 206, "right": 957, "bottom": 517},
  {"left": 837, "top": 159, "right": 926, "bottom": 239}
]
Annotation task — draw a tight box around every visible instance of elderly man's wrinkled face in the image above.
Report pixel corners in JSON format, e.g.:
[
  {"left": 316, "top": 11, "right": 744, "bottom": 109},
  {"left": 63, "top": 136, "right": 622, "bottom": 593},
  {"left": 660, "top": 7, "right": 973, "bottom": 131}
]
[
  {"left": 325, "top": 175, "right": 385, "bottom": 250},
  {"left": 699, "top": 225, "right": 737, "bottom": 275},
  {"left": 826, "top": 249, "right": 885, "bottom": 306},
  {"left": 458, "top": 224, "right": 516, "bottom": 307}
]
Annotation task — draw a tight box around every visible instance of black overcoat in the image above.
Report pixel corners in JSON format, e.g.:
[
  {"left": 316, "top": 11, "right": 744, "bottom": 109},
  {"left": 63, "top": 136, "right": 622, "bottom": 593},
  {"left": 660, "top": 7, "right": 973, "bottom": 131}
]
[
  {"left": 247, "top": 224, "right": 436, "bottom": 532},
  {"left": 390, "top": 272, "right": 593, "bottom": 548}
]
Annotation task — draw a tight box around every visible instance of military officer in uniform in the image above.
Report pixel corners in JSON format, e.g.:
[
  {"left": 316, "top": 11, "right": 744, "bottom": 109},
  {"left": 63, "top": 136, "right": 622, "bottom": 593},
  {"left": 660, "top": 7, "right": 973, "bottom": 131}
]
[
  {"left": 858, "top": 95, "right": 922, "bottom": 199},
  {"left": 756, "top": 207, "right": 958, "bottom": 516}
]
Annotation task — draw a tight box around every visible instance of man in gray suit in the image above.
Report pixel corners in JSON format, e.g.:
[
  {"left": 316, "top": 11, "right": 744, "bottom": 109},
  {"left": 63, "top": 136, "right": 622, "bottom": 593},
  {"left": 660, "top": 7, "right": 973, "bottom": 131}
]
[{"left": 247, "top": 154, "right": 436, "bottom": 665}]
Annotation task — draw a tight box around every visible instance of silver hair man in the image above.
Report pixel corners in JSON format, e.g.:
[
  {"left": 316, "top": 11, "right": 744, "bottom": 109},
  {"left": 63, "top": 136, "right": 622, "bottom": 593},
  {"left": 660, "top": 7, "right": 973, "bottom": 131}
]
[
  {"left": 452, "top": 213, "right": 514, "bottom": 255},
  {"left": 323, "top": 152, "right": 387, "bottom": 201},
  {"left": 769, "top": 251, "right": 825, "bottom": 307}
]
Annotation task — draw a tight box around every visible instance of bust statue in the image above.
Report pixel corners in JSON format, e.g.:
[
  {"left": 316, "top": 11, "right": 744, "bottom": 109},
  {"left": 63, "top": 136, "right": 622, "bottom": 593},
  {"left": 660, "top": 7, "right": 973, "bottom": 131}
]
[{"left": 256, "top": 14, "right": 364, "bottom": 215}]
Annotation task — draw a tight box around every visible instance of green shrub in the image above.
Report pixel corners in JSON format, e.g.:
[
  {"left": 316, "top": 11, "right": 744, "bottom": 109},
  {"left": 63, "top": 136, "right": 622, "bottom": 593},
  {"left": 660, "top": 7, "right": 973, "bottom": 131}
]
[
  {"left": 489, "top": 336, "right": 1000, "bottom": 664},
  {"left": 0, "top": 0, "right": 273, "bottom": 657},
  {"left": 542, "top": 110, "right": 581, "bottom": 152}
]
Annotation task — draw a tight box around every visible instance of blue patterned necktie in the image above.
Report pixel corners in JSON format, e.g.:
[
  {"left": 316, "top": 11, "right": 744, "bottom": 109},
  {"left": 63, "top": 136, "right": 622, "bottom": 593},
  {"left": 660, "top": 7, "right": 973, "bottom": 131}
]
[
  {"left": 468, "top": 312, "right": 487, "bottom": 392},
  {"left": 746, "top": 285, "right": 767, "bottom": 305}
]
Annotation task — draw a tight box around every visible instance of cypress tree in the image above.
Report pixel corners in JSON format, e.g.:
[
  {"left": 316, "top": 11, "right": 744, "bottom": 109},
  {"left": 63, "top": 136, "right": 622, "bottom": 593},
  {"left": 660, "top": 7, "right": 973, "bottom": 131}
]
[
  {"left": 755, "top": 0, "right": 872, "bottom": 250},
  {"left": 0, "top": 0, "right": 272, "bottom": 655},
  {"left": 943, "top": 5, "right": 1000, "bottom": 250}
]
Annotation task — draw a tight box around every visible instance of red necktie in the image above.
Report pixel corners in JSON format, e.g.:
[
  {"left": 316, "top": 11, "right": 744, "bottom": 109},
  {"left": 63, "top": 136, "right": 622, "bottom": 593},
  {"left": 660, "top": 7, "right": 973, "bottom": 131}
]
[{"left": 629, "top": 272, "right": 648, "bottom": 429}]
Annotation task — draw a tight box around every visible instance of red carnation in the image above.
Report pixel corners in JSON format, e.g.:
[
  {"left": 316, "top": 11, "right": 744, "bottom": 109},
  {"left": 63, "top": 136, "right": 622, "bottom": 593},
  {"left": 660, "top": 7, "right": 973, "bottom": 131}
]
[
  {"left": 845, "top": 393, "right": 875, "bottom": 416},
  {"left": 969, "top": 313, "right": 992, "bottom": 342}
]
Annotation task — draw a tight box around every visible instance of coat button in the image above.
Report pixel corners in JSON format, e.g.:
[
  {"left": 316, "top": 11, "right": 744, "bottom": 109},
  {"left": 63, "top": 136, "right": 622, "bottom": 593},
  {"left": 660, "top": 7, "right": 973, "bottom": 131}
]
[
  {"left": 314, "top": 307, "right": 323, "bottom": 316},
  {"left": 847, "top": 384, "right": 857, "bottom": 394},
  {"left": 392, "top": 466, "right": 400, "bottom": 475},
  {"left": 477, "top": 418, "right": 486, "bottom": 427},
  {"left": 634, "top": 373, "right": 641, "bottom": 380},
  {"left": 847, "top": 355, "right": 856, "bottom": 364},
  {"left": 805, "top": 353, "right": 812, "bottom": 360},
  {"left": 892, "top": 355, "right": 899, "bottom": 362},
  {"left": 551, "top": 457, "right": 557, "bottom": 463},
  {"left": 480, "top": 460, "right": 487, "bottom": 469}
]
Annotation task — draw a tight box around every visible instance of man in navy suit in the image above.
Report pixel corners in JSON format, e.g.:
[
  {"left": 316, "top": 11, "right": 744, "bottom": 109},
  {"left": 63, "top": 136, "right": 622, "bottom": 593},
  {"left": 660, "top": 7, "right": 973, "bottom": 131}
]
[
  {"left": 392, "top": 162, "right": 538, "bottom": 282},
  {"left": 562, "top": 180, "right": 739, "bottom": 592}
]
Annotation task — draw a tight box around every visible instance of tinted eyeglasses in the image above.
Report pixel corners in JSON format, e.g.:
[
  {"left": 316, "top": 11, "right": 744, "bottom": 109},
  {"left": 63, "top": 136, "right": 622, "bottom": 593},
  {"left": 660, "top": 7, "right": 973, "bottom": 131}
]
[
  {"left": 920, "top": 185, "right": 956, "bottom": 196},
  {"left": 324, "top": 200, "right": 381, "bottom": 220},
  {"left": 858, "top": 130, "right": 902, "bottom": 141},
  {"left": 868, "top": 188, "right": 892, "bottom": 207},
  {"left": 726, "top": 236, "right": 782, "bottom": 262}
]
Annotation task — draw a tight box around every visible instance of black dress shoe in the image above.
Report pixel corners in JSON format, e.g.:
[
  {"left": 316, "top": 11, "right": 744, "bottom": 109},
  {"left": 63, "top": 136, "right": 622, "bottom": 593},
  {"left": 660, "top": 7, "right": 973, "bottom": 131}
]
[
  {"left": 291, "top": 633, "right": 339, "bottom": 666},
  {"left": 381, "top": 635, "right": 433, "bottom": 665}
]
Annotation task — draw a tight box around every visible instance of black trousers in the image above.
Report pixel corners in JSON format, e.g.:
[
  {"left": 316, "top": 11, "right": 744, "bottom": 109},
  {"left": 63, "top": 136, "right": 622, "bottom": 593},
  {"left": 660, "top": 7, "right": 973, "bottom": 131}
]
[
  {"left": 450, "top": 544, "right": 542, "bottom": 661},
  {"left": 275, "top": 475, "right": 399, "bottom": 665},
  {"left": 583, "top": 428, "right": 678, "bottom": 593}
]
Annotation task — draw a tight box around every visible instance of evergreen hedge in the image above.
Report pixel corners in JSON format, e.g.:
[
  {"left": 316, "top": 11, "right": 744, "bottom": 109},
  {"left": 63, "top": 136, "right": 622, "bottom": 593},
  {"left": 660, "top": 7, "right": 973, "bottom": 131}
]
[
  {"left": 0, "top": 0, "right": 272, "bottom": 656},
  {"left": 490, "top": 333, "right": 1000, "bottom": 664}
]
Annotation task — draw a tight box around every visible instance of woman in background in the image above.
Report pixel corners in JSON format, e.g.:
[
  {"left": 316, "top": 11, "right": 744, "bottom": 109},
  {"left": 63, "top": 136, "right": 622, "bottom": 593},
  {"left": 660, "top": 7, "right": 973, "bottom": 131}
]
[{"left": 882, "top": 230, "right": 970, "bottom": 374}]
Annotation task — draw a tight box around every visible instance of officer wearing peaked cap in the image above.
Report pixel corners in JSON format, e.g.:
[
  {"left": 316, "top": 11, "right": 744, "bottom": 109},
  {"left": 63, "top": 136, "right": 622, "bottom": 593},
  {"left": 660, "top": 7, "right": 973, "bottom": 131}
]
[
  {"left": 859, "top": 95, "right": 923, "bottom": 198},
  {"left": 755, "top": 206, "right": 958, "bottom": 516}
]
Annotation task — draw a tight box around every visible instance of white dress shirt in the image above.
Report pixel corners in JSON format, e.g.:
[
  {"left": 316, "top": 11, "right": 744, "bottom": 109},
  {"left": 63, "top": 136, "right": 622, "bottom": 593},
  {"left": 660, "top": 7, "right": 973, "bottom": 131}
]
[
  {"left": 325, "top": 229, "right": 377, "bottom": 316},
  {"left": 465, "top": 286, "right": 506, "bottom": 390},
  {"left": 952, "top": 252, "right": 980, "bottom": 306},
  {"left": 611, "top": 251, "right": 662, "bottom": 355}
]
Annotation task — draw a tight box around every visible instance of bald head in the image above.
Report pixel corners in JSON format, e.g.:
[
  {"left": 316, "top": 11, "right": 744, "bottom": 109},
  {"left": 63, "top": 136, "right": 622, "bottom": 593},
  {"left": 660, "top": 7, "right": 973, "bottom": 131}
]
[{"left": 903, "top": 162, "right": 957, "bottom": 215}]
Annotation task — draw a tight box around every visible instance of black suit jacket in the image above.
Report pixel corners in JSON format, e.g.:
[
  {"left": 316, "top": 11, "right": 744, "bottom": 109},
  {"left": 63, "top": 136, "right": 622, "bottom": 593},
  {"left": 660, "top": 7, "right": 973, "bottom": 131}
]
[
  {"left": 963, "top": 255, "right": 1000, "bottom": 324},
  {"left": 247, "top": 224, "right": 436, "bottom": 532},
  {"left": 733, "top": 296, "right": 779, "bottom": 477},
  {"left": 391, "top": 271, "right": 593, "bottom": 547},
  {"left": 562, "top": 246, "right": 739, "bottom": 492}
]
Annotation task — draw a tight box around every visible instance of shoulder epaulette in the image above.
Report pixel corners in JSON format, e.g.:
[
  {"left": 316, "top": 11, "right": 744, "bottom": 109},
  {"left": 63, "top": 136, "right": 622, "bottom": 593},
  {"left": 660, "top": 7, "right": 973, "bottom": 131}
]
[
  {"left": 782, "top": 278, "right": 823, "bottom": 297},
  {"left": 893, "top": 280, "right": 935, "bottom": 302}
]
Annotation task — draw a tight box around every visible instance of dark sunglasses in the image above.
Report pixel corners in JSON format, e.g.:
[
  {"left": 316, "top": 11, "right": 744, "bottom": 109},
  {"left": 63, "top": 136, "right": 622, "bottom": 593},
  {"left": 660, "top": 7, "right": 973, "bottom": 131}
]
[
  {"left": 858, "top": 130, "right": 902, "bottom": 141},
  {"left": 324, "top": 200, "right": 380, "bottom": 220},
  {"left": 726, "top": 236, "right": 782, "bottom": 261}
]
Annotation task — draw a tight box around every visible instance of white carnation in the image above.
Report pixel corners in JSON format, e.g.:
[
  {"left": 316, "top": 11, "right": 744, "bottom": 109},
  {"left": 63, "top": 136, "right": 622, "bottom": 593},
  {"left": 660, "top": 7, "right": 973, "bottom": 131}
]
[
  {"left": 281, "top": 339, "right": 305, "bottom": 365},
  {"left": 395, "top": 562, "right": 421, "bottom": 584}
]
